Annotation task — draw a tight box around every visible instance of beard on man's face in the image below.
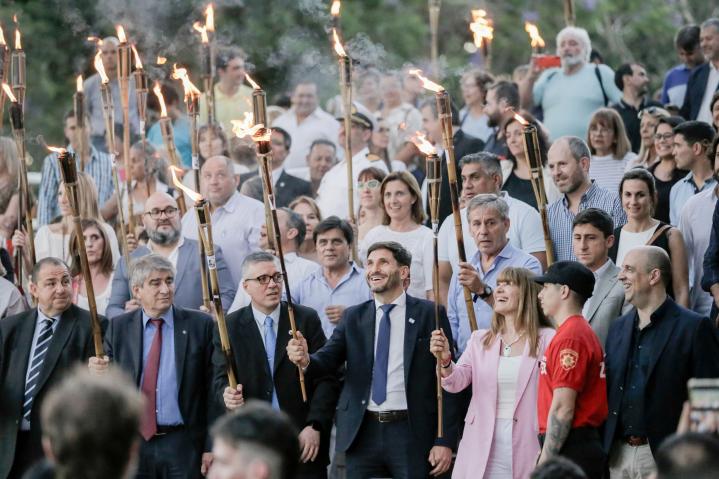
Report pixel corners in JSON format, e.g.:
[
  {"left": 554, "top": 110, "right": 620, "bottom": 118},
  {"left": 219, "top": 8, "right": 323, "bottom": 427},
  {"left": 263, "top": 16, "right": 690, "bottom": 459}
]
[{"left": 147, "top": 226, "right": 181, "bottom": 246}]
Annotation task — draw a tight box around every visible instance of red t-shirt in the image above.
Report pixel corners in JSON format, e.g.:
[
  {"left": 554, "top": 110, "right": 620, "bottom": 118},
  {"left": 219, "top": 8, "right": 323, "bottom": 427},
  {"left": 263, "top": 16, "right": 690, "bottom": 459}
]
[{"left": 538, "top": 315, "right": 607, "bottom": 433}]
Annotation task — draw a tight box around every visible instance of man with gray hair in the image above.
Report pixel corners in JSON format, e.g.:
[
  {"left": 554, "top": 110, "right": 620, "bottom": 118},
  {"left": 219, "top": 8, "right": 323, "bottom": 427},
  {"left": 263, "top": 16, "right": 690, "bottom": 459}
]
[
  {"left": 547, "top": 136, "right": 626, "bottom": 262},
  {"left": 604, "top": 246, "right": 719, "bottom": 478},
  {"left": 447, "top": 194, "right": 542, "bottom": 353},
  {"left": 108, "top": 191, "right": 235, "bottom": 318},
  {"left": 681, "top": 18, "right": 719, "bottom": 122},
  {"left": 519, "top": 26, "right": 622, "bottom": 140},
  {"left": 90, "top": 254, "right": 217, "bottom": 479}
]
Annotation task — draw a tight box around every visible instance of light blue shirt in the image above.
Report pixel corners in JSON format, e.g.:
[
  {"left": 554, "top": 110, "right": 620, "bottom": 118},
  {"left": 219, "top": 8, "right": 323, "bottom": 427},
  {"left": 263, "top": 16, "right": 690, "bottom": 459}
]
[
  {"left": 147, "top": 115, "right": 192, "bottom": 168},
  {"left": 141, "top": 308, "right": 183, "bottom": 426},
  {"left": 669, "top": 172, "right": 717, "bottom": 226},
  {"left": 291, "top": 262, "right": 372, "bottom": 339},
  {"left": 448, "top": 242, "right": 542, "bottom": 354}
]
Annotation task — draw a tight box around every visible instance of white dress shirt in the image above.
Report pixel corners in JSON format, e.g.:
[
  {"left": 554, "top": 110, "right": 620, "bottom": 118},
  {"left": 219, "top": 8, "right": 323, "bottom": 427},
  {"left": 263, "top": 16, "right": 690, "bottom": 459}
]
[
  {"left": 272, "top": 107, "right": 340, "bottom": 171},
  {"left": 181, "top": 191, "right": 265, "bottom": 286},
  {"left": 697, "top": 62, "right": 719, "bottom": 124},
  {"left": 148, "top": 236, "right": 184, "bottom": 270},
  {"left": 251, "top": 303, "right": 280, "bottom": 339},
  {"left": 367, "top": 292, "right": 408, "bottom": 412}
]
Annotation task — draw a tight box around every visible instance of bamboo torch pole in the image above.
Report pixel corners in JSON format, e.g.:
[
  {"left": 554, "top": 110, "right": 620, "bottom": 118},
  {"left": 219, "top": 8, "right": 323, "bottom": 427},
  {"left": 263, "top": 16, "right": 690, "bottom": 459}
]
[
  {"left": 428, "top": 0, "right": 441, "bottom": 78},
  {"left": 53, "top": 147, "right": 104, "bottom": 356},
  {"left": 410, "top": 70, "right": 478, "bottom": 332},
  {"left": 564, "top": 0, "right": 576, "bottom": 26},
  {"left": 131, "top": 44, "right": 150, "bottom": 198},
  {"left": 116, "top": 26, "right": 135, "bottom": 236},
  {"left": 73, "top": 76, "right": 89, "bottom": 171}
]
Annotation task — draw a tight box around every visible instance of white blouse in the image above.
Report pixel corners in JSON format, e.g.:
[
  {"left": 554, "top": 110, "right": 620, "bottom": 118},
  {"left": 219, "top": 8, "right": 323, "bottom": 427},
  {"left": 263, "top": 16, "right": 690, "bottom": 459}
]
[{"left": 496, "top": 355, "right": 522, "bottom": 419}]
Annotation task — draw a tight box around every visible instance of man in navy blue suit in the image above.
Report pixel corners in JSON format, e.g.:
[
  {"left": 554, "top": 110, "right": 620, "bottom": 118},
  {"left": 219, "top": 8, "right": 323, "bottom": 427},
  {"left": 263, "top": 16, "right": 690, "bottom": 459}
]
[
  {"left": 604, "top": 246, "right": 719, "bottom": 478},
  {"left": 680, "top": 18, "right": 719, "bottom": 122},
  {"left": 287, "top": 241, "right": 459, "bottom": 478}
]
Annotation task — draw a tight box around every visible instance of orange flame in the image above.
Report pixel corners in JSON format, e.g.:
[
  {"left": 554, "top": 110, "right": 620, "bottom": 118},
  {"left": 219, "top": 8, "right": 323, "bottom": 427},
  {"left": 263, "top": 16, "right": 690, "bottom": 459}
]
[
  {"left": 76, "top": 75, "right": 83, "bottom": 93},
  {"left": 330, "top": 0, "right": 340, "bottom": 17},
  {"left": 332, "top": 28, "right": 347, "bottom": 57},
  {"left": 410, "top": 131, "right": 437, "bottom": 156},
  {"left": 153, "top": 82, "right": 168, "bottom": 118},
  {"left": 205, "top": 4, "right": 215, "bottom": 32},
  {"left": 408, "top": 69, "right": 444, "bottom": 93},
  {"left": 231, "top": 118, "right": 264, "bottom": 139},
  {"left": 14, "top": 28, "right": 21, "bottom": 50},
  {"left": 156, "top": 55, "right": 167, "bottom": 65},
  {"left": 170, "top": 166, "right": 203, "bottom": 202},
  {"left": 0, "top": 27, "right": 6, "bottom": 47},
  {"left": 87, "top": 36, "right": 103, "bottom": 46},
  {"left": 116, "top": 25, "right": 127, "bottom": 43},
  {"left": 2, "top": 83, "right": 17, "bottom": 102},
  {"left": 513, "top": 112, "right": 529, "bottom": 126},
  {"left": 469, "top": 9, "right": 493, "bottom": 48},
  {"left": 524, "top": 22, "right": 545, "bottom": 48},
  {"left": 131, "top": 45, "right": 143, "bottom": 69},
  {"left": 47, "top": 146, "right": 67, "bottom": 154},
  {"left": 193, "top": 22, "right": 209, "bottom": 44},
  {"left": 94, "top": 51, "right": 109, "bottom": 83},
  {"left": 171, "top": 64, "right": 202, "bottom": 99},
  {"left": 245, "top": 73, "right": 261, "bottom": 90}
]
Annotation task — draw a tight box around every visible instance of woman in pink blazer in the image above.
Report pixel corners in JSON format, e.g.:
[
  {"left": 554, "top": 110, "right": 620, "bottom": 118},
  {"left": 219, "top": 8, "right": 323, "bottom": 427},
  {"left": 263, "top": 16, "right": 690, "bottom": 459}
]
[{"left": 431, "top": 267, "right": 555, "bottom": 479}]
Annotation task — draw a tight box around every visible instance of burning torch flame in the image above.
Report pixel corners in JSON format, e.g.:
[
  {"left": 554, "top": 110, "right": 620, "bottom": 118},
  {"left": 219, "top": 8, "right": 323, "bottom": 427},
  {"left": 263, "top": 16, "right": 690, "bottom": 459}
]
[
  {"left": 76, "top": 75, "right": 83, "bottom": 93},
  {"left": 331, "top": 28, "right": 347, "bottom": 57},
  {"left": 14, "top": 28, "right": 21, "bottom": 50},
  {"left": 408, "top": 69, "right": 444, "bottom": 93},
  {"left": 0, "top": 27, "right": 6, "bottom": 47},
  {"left": 87, "top": 36, "right": 103, "bottom": 46},
  {"left": 469, "top": 9, "right": 493, "bottom": 48},
  {"left": 410, "top": 132, "right": 437, "bottom": 156},
  {"left": 513, "top": 112, "right": 529, "bottom": 126},
  {"left": 94, "top": 51, "right": 109, "bottom": 84},
  {"left": 131, "top": 45, "right": 143, "bottom": 69},
  {"left": 2, "top": 83, "right": 17, "bottom": 102},
  {"left": 152, "top": 82, "right": 168, "bottom": 118},
  {"left": 47, "top": 146, "right": 67, "bottom": 154},
  {"left": 524, "top": 22, "right": 545, "bottom": 49},
  {"left": 116, "top": 25, "right": 127, "bottom": 43},
  {"left": 193, "top": 22, "right": 209, "bottom": 44},
  {"left": 244, "top": 73, "right": 261, "bottom": 90},
  {"left": 330, "top": 0, "right": 340, "bottom": 17},
  {"left": 156, "top": 55, "right": 167, "bottom": 65},
  {"left": 172, "top": 65, "right": 202, "bottom": 98},
  {"left": 170, "top": 166, "right": 203, "bottom": 202},
  {"left": 231, "top": 118, "right": 263, "bottom": 139},
  {"left": 205, "top": 4, "right": 215, "bottom": 32}
]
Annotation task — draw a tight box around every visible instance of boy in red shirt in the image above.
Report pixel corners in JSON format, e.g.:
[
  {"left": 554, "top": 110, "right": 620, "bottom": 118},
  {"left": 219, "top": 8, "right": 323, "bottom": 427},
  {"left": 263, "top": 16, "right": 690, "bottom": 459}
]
[{"left": 534, "top": 261, "right": 607, "bottom": 479}]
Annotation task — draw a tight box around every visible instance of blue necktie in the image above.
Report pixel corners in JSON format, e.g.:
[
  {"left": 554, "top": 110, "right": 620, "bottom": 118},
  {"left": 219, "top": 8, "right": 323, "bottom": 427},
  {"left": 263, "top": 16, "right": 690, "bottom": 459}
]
[
  {"left": 264, "top": 316, "right": 280, "bottom": 410},
  {"left": 23, "top": 318, "right": 55, "bottom": 422},
  {"left": 372, "top": 303, "right": 396, "bottom": 405}
]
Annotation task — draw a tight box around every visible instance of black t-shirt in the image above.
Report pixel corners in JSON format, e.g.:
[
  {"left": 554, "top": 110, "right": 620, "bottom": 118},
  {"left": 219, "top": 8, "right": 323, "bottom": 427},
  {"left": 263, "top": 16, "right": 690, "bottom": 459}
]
[
  {"left": 503, "top": 169, "right": 538, "bottom": 210},
  {"left": 648, "top": 163, "right": 688, "bottom": 224}
]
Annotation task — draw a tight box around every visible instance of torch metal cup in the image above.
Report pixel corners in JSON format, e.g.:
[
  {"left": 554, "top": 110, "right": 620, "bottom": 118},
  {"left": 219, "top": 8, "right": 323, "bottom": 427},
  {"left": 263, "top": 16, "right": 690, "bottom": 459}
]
[
  {"left": 159, "top": 117, "right": 187, "bottom": 215},
  {"left": 425, "top": 151, "right": 444, "bottom": 438},
  {"left": 10, "top": 48, "right": 25, "bottom": 111},
  {"left": 117, "top": 40, "right": 135, "bottom": 236},
  {"left": 257, "top": 136, "right": 308, "bottom": 402},
  {"left": 57, "top": 150, "right": 105, "bottom": 357},
  {"left": 522, "top": 124, "right": 555, "bottom": 265},
  {"left": 428, "top": 0, "right": 441, "bottom": 78},
  {"left": 195, "top": 199, "right": 238, "bottom": 389},
  {"left": 435, "top": 90, "right": 478, "bottom": 332}
]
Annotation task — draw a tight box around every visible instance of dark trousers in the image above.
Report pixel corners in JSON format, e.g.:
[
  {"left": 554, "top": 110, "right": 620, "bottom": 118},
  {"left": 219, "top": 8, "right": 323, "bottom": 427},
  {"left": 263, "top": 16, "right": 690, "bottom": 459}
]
[
  {"left": 8, "top": 431, "right": 43, "bottom": 479},
  {"left": 136, "top": 428, "right": 201, "bottom": 479},
  {"left": 345, "top": 413, "right": 436, "bottom": 479},
  {"left": 539, "top": 427, "right": 605, "bottom": 479}
]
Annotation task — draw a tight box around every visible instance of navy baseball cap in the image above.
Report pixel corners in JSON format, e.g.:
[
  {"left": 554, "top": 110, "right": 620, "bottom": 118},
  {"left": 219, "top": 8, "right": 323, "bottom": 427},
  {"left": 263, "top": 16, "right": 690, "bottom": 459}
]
[{"left": 533, "top": 260, "right": 595, "bottom": 301}]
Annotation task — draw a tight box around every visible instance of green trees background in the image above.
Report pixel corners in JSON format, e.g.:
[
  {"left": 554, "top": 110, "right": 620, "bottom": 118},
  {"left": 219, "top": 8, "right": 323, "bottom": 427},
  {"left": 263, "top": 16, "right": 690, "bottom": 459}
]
[{"left": 1, "top": 0, "right": 717, "bottom": 167}]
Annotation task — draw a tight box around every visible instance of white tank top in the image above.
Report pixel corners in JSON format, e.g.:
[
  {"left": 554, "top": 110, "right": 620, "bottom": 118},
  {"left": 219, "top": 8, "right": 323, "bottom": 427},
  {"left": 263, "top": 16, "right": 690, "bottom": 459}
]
[{"left": 496, "top": 355, "right": 521, "bottom": 419}]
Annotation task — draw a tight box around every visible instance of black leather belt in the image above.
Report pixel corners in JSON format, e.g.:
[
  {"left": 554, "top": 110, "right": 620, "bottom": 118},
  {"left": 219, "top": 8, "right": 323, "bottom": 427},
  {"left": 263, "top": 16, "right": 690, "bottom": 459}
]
[
  {"left": 155, "top": 425, "right": 184, "bottom": 436},
  {"left": 366, "top": 410, "right": 408, "bottom": 423}
]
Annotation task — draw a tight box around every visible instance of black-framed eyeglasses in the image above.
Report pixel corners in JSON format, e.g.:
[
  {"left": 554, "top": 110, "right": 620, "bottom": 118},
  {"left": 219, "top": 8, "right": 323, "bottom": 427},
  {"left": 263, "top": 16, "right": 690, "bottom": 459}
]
[
  {"left": 245, "top": 273, "right": 283, "bottom": 285},
  {"left": 144, "top": 206, "right": 179, "bottom": 220}
]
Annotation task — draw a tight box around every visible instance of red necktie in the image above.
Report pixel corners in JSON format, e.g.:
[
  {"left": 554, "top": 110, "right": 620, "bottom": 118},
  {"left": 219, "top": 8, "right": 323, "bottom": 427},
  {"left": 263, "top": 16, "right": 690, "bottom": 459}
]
[{"left": 140, "top": 319, "right": 164, "bottom": 441}]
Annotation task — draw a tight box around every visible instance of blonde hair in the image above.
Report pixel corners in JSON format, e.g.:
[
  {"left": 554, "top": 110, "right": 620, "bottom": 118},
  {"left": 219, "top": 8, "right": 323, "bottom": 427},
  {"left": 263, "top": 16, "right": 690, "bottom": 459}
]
[
  {"left": 60, "top": 172, "right": 101, "bottom": 220},
  {"left": 482, "top": 267, "right": 554, "bottom": 356},
  {"left": 380, "top": 170, "right": 426, "bottom": 225},
  {"left": 0, "top": 137, "right": 19, "bottom": 181},
  {"left": 587, "top": 108, "right": 632, "bottom": 159}
]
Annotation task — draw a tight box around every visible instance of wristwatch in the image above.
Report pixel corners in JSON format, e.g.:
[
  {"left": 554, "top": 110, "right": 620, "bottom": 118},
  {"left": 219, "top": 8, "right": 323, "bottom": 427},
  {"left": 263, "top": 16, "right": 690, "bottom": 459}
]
[{"left": 478, "top": 284, "right": 493, "bottom": 300}]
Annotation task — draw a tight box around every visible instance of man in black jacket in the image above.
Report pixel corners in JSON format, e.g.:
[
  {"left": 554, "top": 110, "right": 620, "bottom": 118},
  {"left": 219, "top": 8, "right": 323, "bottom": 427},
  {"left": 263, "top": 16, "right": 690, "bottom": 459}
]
[
  {"left": 604, "top": 246, "right": 719, "bottom": 478},
  {"left": 0, "top": 257, "right": 107, "bottom": 479},
  {"left": 217, "top": 251, "right": 338, "bottom": 479},
  {"left": 680, "top": 18, "right": 719, "bottom": 122}
]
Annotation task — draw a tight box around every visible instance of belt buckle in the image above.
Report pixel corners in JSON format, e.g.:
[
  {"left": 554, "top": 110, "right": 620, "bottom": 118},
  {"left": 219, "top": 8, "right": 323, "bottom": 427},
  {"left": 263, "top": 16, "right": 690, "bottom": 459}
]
[
  {"left": 377, "top": 411, "right": 391, "bottom": 423},
  {"left": 154, "top": 431, "right": 167, "bottom": 437}
]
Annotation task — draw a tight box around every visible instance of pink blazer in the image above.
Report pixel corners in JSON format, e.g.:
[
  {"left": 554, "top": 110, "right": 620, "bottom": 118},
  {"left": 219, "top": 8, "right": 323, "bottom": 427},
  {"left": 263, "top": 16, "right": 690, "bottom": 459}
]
[{"left": 442, "top": 328, "right": 555, "bottom": 479}]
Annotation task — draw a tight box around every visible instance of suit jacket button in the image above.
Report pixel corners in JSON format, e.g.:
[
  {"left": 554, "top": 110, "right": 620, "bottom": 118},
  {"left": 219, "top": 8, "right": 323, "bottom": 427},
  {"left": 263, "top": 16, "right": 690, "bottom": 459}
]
[
  {"left": 361, "top": 400, "right": 366, "bottom": 405},
  {"left": 613, "top": 411, "right": 618, "bottom": 415}
]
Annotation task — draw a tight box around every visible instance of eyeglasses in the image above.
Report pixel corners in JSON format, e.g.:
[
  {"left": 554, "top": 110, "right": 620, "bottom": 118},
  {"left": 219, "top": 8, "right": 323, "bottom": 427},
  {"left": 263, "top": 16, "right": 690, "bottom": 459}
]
[
  {"left": 144, "top": 206, "right": 179, "bottom": 220},
  {"left": 654, "top": 133, "right": 674, "bottom": 141},
  {"left": 589, "top": 126, "right": 612, "bottom": 135},
  {"left": 245, "top": 273, "right": 283, "bottom": 285},
  {"left": 357, "top": 179, "right": 380, "bottom": 190}
]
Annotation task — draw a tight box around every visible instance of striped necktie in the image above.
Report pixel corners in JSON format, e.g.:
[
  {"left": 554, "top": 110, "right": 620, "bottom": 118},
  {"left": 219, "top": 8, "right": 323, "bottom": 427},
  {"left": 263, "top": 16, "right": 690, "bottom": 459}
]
[{"left": 23, "top": 318, "right": 55, "bottom": 422}]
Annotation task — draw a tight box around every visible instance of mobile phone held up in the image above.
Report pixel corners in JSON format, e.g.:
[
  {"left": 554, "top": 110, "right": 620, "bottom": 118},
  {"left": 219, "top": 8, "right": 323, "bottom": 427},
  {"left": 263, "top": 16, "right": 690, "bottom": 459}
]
[{"left": 532, "top": 55, "right": 561, "bottom": 70}]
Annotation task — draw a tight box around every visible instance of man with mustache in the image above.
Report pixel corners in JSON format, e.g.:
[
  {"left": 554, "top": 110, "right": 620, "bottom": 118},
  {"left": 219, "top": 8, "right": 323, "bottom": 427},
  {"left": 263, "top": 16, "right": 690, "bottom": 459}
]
[
  {"left": 287, "top": 241, "right": 460, "bottom": 478},
  {"left": 107, "top": 191, "right": 235, "bottom": 318},
  {"left": 519, "top": 26, "right": 622, "bottom": 140}
]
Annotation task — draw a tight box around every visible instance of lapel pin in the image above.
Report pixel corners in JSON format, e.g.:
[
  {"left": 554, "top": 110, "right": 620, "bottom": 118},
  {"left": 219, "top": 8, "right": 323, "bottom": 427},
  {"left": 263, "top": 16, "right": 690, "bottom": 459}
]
[
  {"left": 408, "top": 318, "right": 415, "bottom": 324},
  {"left": 183, "top": 330, "right": 187, "bottom": 335}
]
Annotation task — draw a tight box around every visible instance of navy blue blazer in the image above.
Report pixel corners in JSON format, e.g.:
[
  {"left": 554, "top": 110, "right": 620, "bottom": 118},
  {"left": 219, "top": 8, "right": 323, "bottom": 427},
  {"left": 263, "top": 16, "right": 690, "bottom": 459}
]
[
  {"left": 680, "top": 62, "right": 716, "bottom": 120},
  {"left": 306, "top": 295, "right": 460, "bottom": 473},
  {"left": 603, "top": 298, "right": 719, "bottom": 453},
  {"left": 702, "top": 199, "right": 719, "bottom": 320}
]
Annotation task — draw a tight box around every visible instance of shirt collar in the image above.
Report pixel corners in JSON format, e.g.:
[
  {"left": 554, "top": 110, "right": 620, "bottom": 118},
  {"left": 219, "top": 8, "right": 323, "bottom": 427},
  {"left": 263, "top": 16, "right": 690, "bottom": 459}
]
[
  {"left": 216, "top": 191, "right": 242, "bottom": 213},
  {"left": 251, "top": 303, "right": 281, "bottom": 327},
  {"left": 148, "top": 235, "right": 184, "bottom": 253},
  {"left": 37, "top": 308, "right": 60, "bottom": 324},
  {"left": 142, "top": 306, "right": 174, "bottom": 327},
  {"left": 562, "top": 180, "right": 598, "bottom": 208},
  {"left": 470, "top": 240, "right": 514, "bottom": 264},
  {"left": 593, "top": 259, "right": 613, "bottom": 278},
  {"left": 633, "top": 296, "right": 673, "bottom": 327},
  {"left": 681, "top": 171, "right": 716, "bottom": 188},
  {"left": 374, "top": 291, "right": 407, "bottom": 310},
  {"left": 317, "top": 261, "right": 360, "bottom": 282}
]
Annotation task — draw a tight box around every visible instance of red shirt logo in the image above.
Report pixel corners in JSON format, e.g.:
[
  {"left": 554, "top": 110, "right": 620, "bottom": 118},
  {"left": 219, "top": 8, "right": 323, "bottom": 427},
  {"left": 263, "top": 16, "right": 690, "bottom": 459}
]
[{"left": 559, "top": 349, "right": 579, "bottom": 371}]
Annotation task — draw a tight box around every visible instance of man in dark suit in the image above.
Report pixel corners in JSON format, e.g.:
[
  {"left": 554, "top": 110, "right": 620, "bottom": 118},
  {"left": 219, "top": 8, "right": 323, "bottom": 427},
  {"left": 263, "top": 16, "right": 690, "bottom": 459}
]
[
  {"left": 240, "top": 127, "right": 313, "bottom": 207},
  {"left": 89, "top": 254, "right": 216, "bottom": 479},
  {"left": 419, "top": 99, "right": 485, "bottom": 225},
  {"left": 680, "top": 19, "right": 719, "bottom": 122},
  {"left": 604, "top": 246, "right": 719, "bottom": 478},
  {"left": 287, "top": 241, "right": 459, "bottom": 479},
  {"left": 216, "top": 251, "right": 338, "bottom": 479},
  {"left": 0, "top": 257, "right": 107, "bottom": 479}
]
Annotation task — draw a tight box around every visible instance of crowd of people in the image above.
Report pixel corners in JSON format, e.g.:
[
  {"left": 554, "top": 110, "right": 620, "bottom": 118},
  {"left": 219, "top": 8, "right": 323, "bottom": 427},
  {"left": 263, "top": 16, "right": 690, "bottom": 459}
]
[{"left": 2, "top": 15, "right": 719, "bottom": 479}]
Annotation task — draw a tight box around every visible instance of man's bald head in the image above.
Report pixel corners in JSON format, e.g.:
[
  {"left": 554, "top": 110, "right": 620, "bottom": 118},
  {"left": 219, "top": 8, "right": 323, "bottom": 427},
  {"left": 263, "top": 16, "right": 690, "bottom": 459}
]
[
  {"left": 633, "top": 245, "right": 672, "bottom": 287},
  {"left": 202, "top": 155, "right": 234, "bottom": 176},
  {"left": 143, "top": 192, "right": 181, "bottom": 246},
  {"left": 200, "top": 155, "right": 239, "bottom": 207},
  {"left": 144, "top": 192, "right": 178, "bottom": 213}
]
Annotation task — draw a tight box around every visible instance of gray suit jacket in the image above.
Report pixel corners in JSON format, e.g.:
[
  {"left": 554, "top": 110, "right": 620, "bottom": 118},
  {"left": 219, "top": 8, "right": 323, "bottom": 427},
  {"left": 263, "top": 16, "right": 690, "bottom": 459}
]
[
  {"left": 585, "top": 260, "right": 629, "bottom": 347},
  {"left": 106, "top": 238, "right": 235, "bottom": 319}
]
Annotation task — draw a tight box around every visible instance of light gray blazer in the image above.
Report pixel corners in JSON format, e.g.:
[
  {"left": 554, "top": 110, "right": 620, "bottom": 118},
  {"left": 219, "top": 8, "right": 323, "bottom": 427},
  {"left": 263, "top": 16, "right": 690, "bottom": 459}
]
[{"left": 585, "top": 260, "right": 631, "bottom": 347}]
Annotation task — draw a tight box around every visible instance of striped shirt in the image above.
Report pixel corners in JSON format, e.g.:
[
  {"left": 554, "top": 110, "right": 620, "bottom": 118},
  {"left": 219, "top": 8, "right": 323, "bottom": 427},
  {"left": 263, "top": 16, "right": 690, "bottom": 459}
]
[
  {"left": 37, "top": 145, "right": 114, "bottom": 226},
  {"left": 547, "top": 181, "right": 627, "bottom": 262}
]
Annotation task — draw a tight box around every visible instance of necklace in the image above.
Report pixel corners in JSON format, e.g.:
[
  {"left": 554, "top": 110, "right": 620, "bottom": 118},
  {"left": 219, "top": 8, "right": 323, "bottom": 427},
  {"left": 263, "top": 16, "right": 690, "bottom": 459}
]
[{"left": 500, "top": 332, "right": 524, "bottom": 357}]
